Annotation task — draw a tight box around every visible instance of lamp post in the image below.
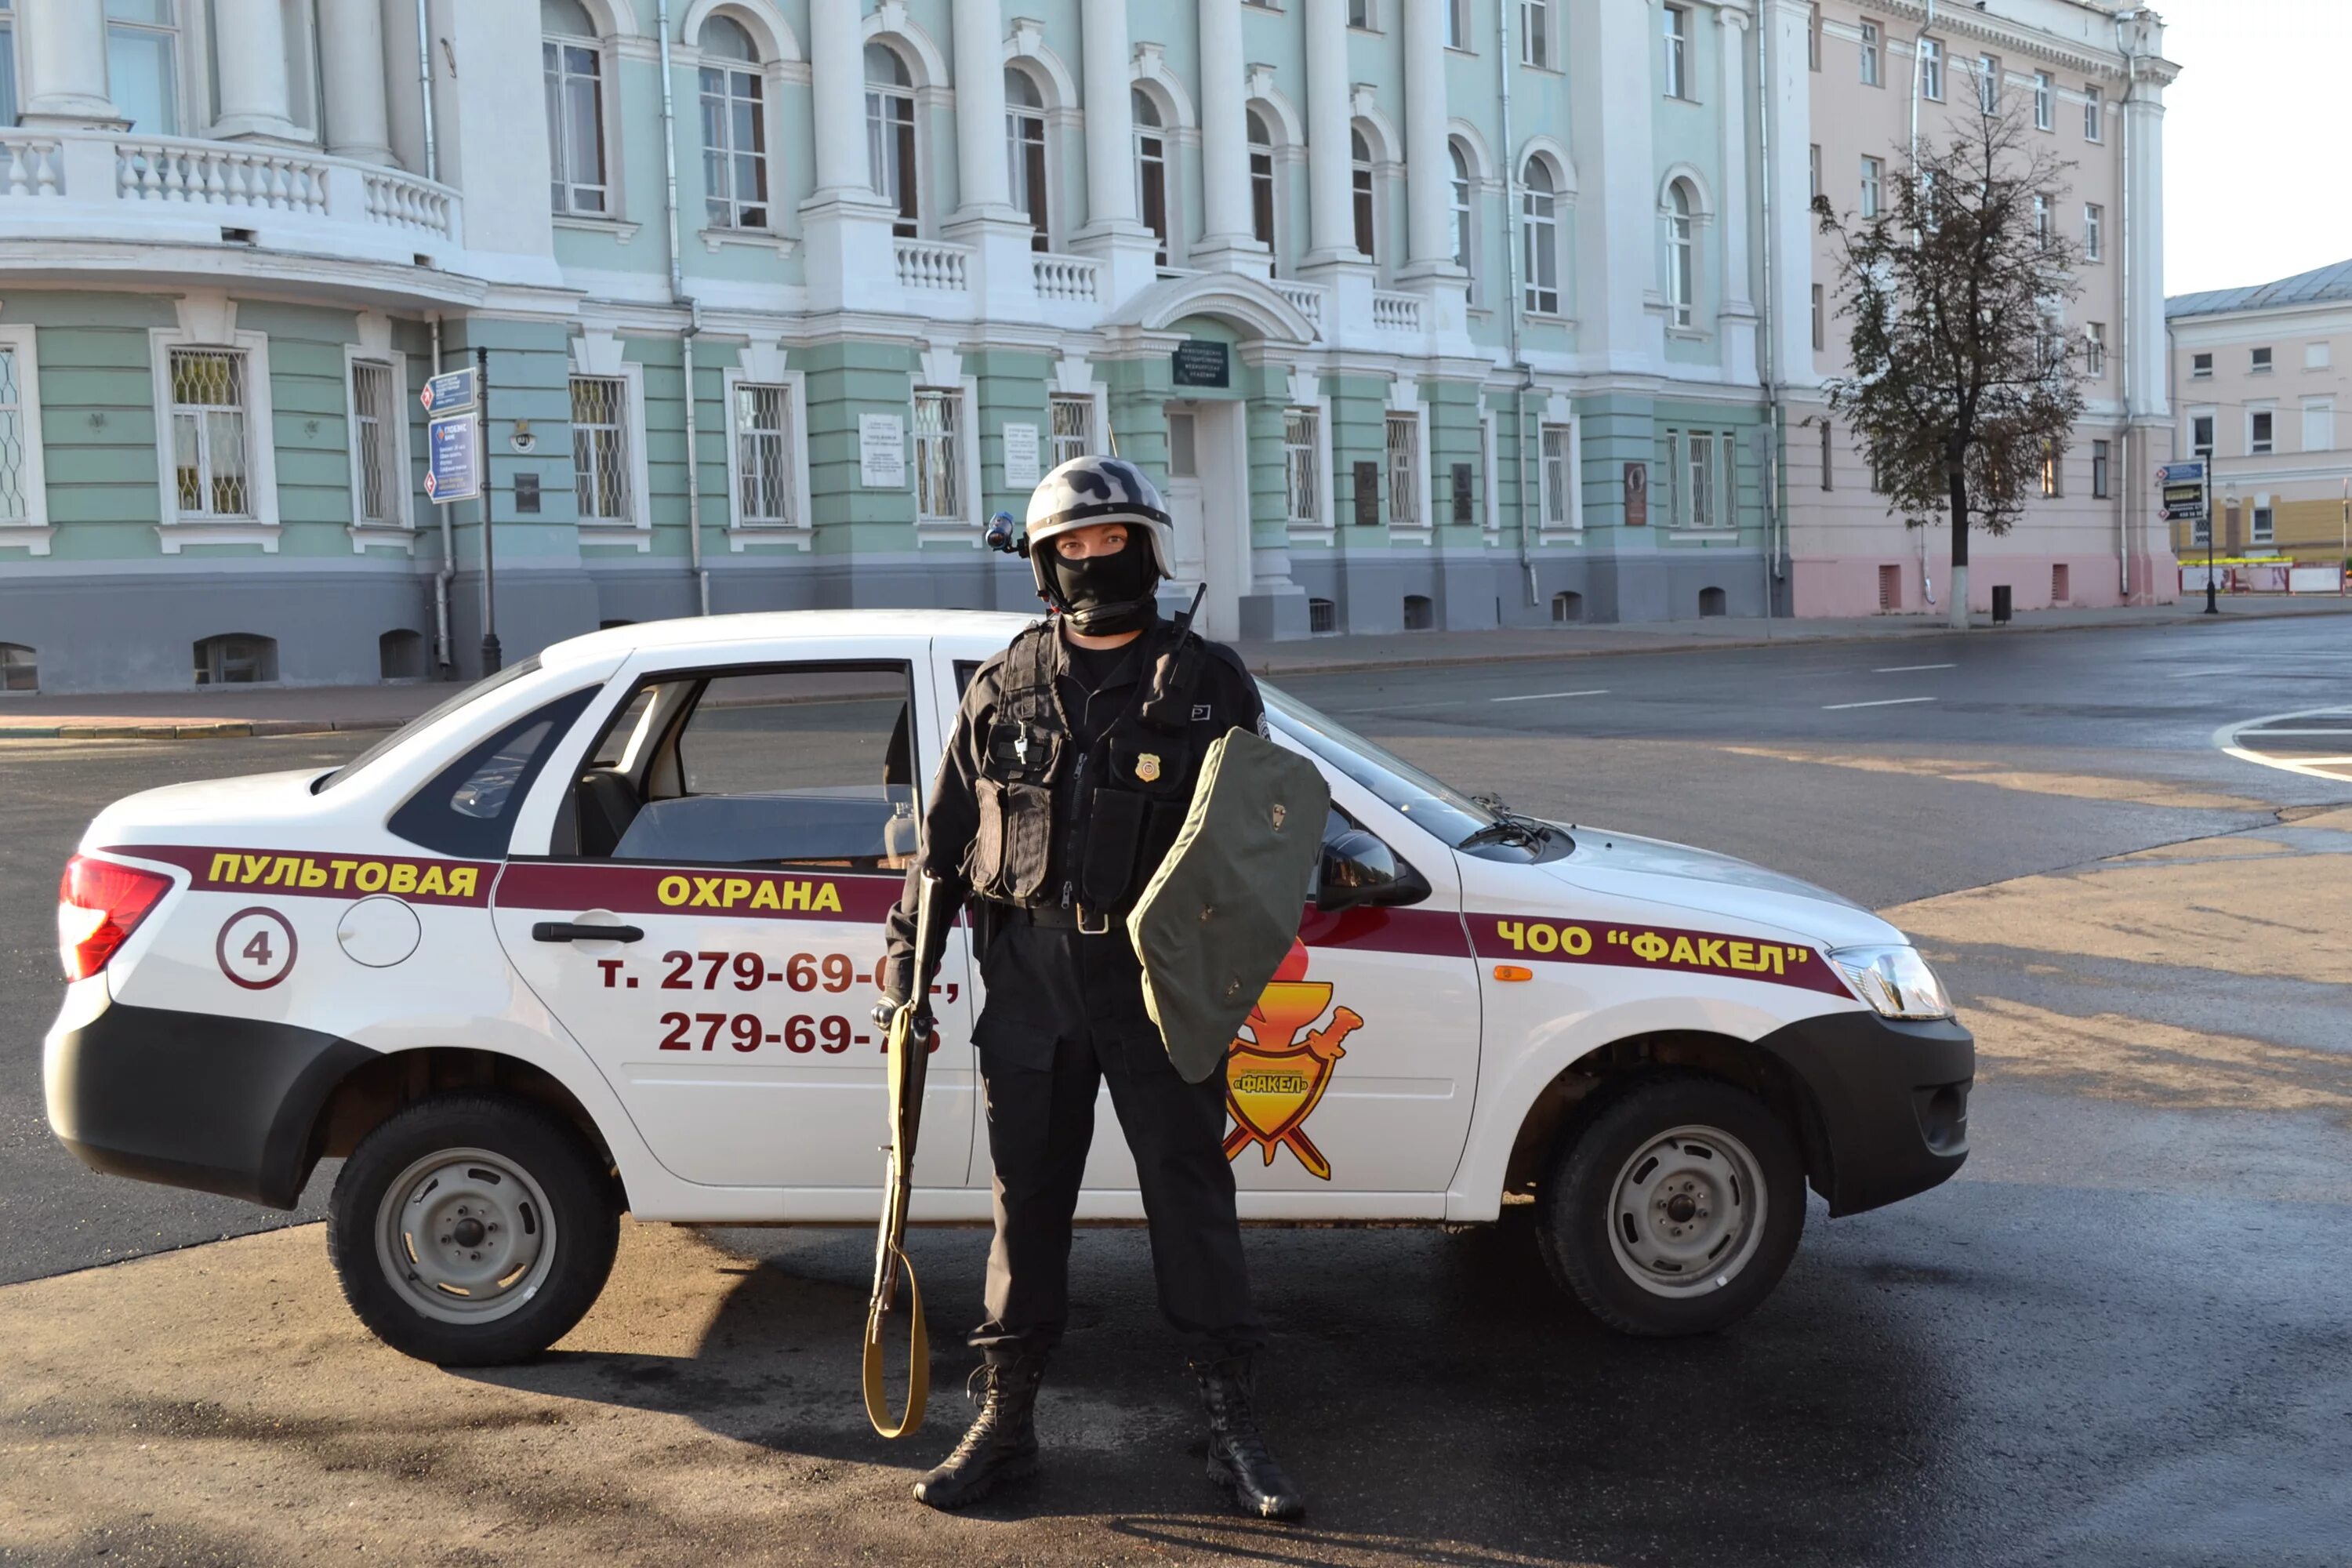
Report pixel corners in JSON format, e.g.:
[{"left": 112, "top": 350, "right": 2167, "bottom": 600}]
[{"left": 2209, "top": 478, "right": 2234, "bottom": 615}]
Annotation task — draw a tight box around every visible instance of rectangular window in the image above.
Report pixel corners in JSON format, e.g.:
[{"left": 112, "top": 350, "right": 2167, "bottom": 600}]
[
  {"left": 699, "top": 65, "right": 768, "bottom": 230},
  {"left": 1918, "top": 37, "right": 1943, "bottom": 101},
  {"left": 2085, "top": 322, "right": 2106, "bottom": 377},
  {"left": 106, "top": 0, "right": 178, "bottom": 135},
  {"left": 1878, "top": 563, "right": 1900, "bottom": 610},
  {"left": 2092, "top": 438, "right": 2111, "bottom": 499},
  {"left": 2034, "top": 71, "right": 2054, "bottom": 130},
  {"left": 570, "top": 375, "right": 630, "bottom": 521},
  {"left": 1283, "top": 406, "right": 1320, "bottom": 528},
  {"left": 1820, "top": 421, "right": 1834, "bottom": 491},
  {"left": 1978, "top": 53, "right": 2001, "bottom": 113},
  {"left": 1859, "top": 20, "right": 1882, "bottom": 87},
  {"left": 733, "top": 382, "right": 796, "bottom": 525},
  {"left": 2252, "top": 347, "right": 2274, "bottom": 374},
  {"left": 1446, "top": 0, "right": 1469, "bottom": 49},
  {"left": 2052, "top": 563, "right": 2071, "bottom": 603},
  {"left": 2250, "top": 409, "right": 2274, "bottom": 455},
  {"left": 2084, "top": 202, "right": 2103, "bottom": 262},
  {"left": 1050, "top": 394, "right": 1095, "bottom": 469},
  {"left": 1540, "top": 423, "right": 1573, "bottom": 529},
  {"left": 2033, "top": 192, "right": 2051, "bottom": 245},
  {"left": 0, "top": 4, "right": 17, "bottom": 128},
  {"left": 2307, "top": 342, "right": 2333, "bottom": 370},
  {"left": 2082, "top": 84, "right": 2102, "bottom": 141},
  {"left": 2252, "top": 503, "right": 2275, "bottom": 545},
  {"left": 2191, "top": 352, "right": 2212, "bottom": 379},
  {"left": 1811, "top": 284, "right": 1824, "bottom": 352},
  {"left": 1663, "top": 5, "right": 1689, "bottom": 100},
  {"left": 1809, "top": 143, "right": 1821, "bottom": 203},
  {"left": 1519, "top": 0, "right": 1550, "bottom": 68},
  {"left": 2191, "top": 414, "right": 2214, "bottom": 459},
  {"left": 1860, "top": 155, "right": 1882, "bottom": 219},
  {"left": 544, "top": 40, "right": 608, "bottom": 215},
  {"left": 1348, "top": 0, "right": 1376, "bottom": 26},
  {"left": 2191, "top": 514, "right": 2211, "bottom": 547},
  {"left": 0, "top": 345, "right": 24, "bottom": 521},
  {"left": 2041, "top": 441, "right": 2063, "bottom": 499},
  {"left": 1687, "top": 430, "right": 1717, "bottom": 528},
  {"left": 2304, "top": 399, "right": 2336, "bottom": 454},
  {"left": 1385, "top": 413, "right": 1420, "bottom": 528},
  {"left": 169, "top": 349, "right": 250, "bottom": 519},
  {"left": 350, "top": 360, "right": 400, "bottom": 527},
  {"left": 913, "top": 389, "right": 963, "bottom": 522}
]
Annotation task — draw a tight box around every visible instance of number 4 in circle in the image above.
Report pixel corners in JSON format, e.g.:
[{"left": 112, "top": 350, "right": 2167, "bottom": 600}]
[{"left": 216, "top": 907, "right": 299, "bottom": 991}]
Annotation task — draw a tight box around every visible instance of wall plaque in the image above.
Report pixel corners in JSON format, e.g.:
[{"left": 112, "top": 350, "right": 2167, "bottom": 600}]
[
  {"left": 1171, "top": 339, "right": 1230, "bottom": 389},
  {"left": 1353, "top": 460, "right": 1381, "bottom": 527},
  {"left": 1623, "top": 461, "right": 1650, "bottom": 527}
]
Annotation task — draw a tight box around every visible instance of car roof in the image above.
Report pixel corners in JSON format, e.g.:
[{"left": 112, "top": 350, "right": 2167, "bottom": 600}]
[{"left": 539, "top": 608, "right": 1043, "bottom": 672}]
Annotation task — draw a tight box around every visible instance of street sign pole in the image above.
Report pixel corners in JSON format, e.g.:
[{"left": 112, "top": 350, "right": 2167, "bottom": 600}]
[
  {"left": 477, "top": 347, "right": 499, "bottom": 673},
  {"left": 2204, "top": 463, "right": 2218, "bottom": 615}
]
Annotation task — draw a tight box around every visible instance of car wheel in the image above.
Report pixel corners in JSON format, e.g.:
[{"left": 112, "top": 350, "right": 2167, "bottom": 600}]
[
  {"left": 328, "top": 1093, "right": 619, "bottom": 1367},
  {"left": 1535, "top": 1073, "right": 1805, "bottom": 1337}
]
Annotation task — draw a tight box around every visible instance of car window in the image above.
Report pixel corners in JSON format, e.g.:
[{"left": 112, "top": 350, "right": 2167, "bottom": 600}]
[
  {"left": 1260, "top": 682, "right": 1496, "bottom": 848},
  {"left": 386, "top": 685, "right": 599, "bottom": 858},
  {"left": 315, "top": 657, "right": 543, "bottom": 793},
  {"left": 582, "top": 664, "right": 920, "bottom": 869}
]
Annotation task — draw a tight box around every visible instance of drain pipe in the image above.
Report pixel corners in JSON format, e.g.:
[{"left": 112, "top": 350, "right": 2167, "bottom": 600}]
[
  {"left": 1909, "top": 0, "right": 1936, "bottom": 610},
  {"left": 415, "top": 0, "right": 437, "bottom": 180},
  {"left": 1754, "top": 2, "right": 1783, "bottom": 617},
  {"left": 1498, "top": 0, "right": 1536, "bottom": 609},
  {"left": 429, "top": 312, "right": 454, "bottom": 677},
  {"left": 656, "top": 0, "right": 711, "bottom": 616},
  {"left": 2113, "top": 10, "right": 2142, "bottom": 601}
]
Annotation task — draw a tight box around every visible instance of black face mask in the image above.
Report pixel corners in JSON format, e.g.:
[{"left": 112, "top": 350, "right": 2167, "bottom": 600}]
[{"left": 1048, "top": 536, "right": 1160, "bottom": 634}]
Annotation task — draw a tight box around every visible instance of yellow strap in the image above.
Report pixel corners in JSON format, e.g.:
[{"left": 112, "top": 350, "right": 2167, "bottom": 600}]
[{"left": 862, "top": 1247, "right": 927, "bottom": 1439}]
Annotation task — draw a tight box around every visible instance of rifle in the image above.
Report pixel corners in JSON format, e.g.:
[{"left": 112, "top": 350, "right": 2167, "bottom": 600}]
[{"left": 863, "top": 870, "right": 943, "bottom": 1439}]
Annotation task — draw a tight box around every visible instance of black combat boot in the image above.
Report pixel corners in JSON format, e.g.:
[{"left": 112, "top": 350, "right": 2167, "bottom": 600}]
[
  {"left": 911, "top": 1355, "right": 1044, "bottom": 1509},
  {"left": 1190, "top": 1353, "right": 1305, "bottom": 1521}
]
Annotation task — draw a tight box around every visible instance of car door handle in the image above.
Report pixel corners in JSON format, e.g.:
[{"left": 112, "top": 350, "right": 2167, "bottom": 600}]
[{"left": 532, "top": 921, "right": 645, "bottom": 943}]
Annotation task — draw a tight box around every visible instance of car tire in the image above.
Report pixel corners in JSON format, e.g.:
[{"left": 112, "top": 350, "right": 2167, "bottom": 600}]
[
  {"left": 328, "top": 1093, "right": 619, "bottom": 1367},
  {"left": 1535, "top": 1073, "right": 1805, "bottom": 1338}
]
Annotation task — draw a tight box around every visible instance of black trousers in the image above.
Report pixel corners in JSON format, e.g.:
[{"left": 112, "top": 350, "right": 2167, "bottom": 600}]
[{"left": 966, "top": 924, "right": 1262, "bottom": 1363}]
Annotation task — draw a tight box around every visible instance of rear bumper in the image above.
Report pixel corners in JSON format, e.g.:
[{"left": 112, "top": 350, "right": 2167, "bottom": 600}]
[
  {"left": 1759, "top": 1009, "right": 1974, "bottom": 1217},
  {"left": 45, "top": 1001, "right": 375, "bottom": 1210}
]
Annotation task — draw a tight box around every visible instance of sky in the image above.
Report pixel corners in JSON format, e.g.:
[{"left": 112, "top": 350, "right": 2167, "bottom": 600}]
[{"left": 2159, "top": 0, "right": 2352, "bottom": 298}]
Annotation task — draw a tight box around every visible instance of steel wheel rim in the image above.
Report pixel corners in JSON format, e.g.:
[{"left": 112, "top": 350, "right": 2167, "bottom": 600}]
[
  {"left": 374, "top": 1145, "right": 557, "bottom": 1325},
  {"left": 1605, "top": 1123, "right": 1766, "bottom": 1299}
]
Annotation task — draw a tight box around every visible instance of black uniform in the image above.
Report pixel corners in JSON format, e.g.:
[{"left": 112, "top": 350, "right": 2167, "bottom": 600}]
[{"left": 883, "top": 610, "right": 1267, "bottom": 1364}]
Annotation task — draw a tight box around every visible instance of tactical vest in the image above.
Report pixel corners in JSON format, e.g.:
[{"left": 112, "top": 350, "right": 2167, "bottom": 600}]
[{"left": 966, "top": 617, "right": 1207, "bottom": 924}]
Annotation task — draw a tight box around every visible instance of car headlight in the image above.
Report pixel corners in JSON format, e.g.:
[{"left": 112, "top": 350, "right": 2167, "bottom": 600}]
[{"left": 1830, "top": 945, "right": 1954, "bottom": 1021}]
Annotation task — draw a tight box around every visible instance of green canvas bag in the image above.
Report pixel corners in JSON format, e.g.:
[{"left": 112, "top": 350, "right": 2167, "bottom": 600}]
[{"left": 1126, "top": 726, "right": 1330, "bottom": 1083}]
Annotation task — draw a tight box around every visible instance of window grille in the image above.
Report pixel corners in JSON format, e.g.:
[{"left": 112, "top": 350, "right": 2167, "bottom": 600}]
[
  {"left": 2052, "top": 564, "right": 2071, "bottom": 603},
  {"left": 0, "top": 347, "right": 24, "bottom": 521},
  {"left": 544, "top": 40, "right": 607, "bottom": 214},
  {"left": 699, "top": 65, "right": 768, "bottom": 229},
  {"left": 1283, "top": 407, "right": 1319, "bottom": 528},
  {"left": 914, "top": 389, "right": 962, "bottom": 522},
  {"left": 734, "top": 382, "right": 795, "bottom": 524},
  {"left": 1878, "top": 564, "right": 1900, "bottom": 611},
  {"left": 350, "top": 360, "right": 399, "bottom": 526},
  {"left": 1385, "top": 413, "right": 1419, "bottom": 528},
  {"left": 1050, "top": 395, "right": 1094, "bottom": 469},
  {"left": 1687, "top": 430, "right": 1718, "bottom": 528},
  {"left": 571, "top": 375, "right": 631, "bottom": 521},
  {"left": 1540, "top": 423, "right": 1573, "bottom": 528},
  {"left": 169, "top": 349, "right": 250, "bottom": 518},
  {"left": 1308, "top": 597, "right": 1337, "bottom": 633}
]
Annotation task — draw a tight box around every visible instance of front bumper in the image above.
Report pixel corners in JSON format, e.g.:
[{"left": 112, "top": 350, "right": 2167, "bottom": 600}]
[
  {"left": 1758, "top": 1008, "right": 1974, "bottom": 1217},
  {"left": 46, "top": 1000, "right": 376, "bottom": 1209}
]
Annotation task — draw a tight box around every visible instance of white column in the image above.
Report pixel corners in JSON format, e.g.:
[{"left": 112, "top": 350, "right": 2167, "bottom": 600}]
[
  {"left": 808, "top": 0, "right": 869, "bottom": 197},
  {"left": 1303, "top": 0, "right": 1356, "bottom": 262},
  {"left": 2123, "top": 55, "right": 2169, "bottom": 424},
  {"left": 1401, "top": 0, "right": 1453, "bottom": 272},
  {"left": 213, "top": 0, "right": 304, "bottom": 141},
  {"left": 16, "top": 0, "right": 121, "bottom": 127},
  {"left": 1762, "top": 0, "right": 1819, "bottom": 389},
  {"left": 1192, "top": 0, "right": 1262, "bottom": 270},
  {"left": 1569, "top": 0, "right": 1664, "bottom": 371},
  {"left": 1715, "top": 9, "right": 1757, "bottom": 384},
  {"left": 319, "top": 0, "right": 394, "bottom": 165},
  {"left": 950, "top": 0, "right": 1012, "bottom": 216},
  {"left": 1078, "top": 0, "right": 1137, "bottom": 230}
]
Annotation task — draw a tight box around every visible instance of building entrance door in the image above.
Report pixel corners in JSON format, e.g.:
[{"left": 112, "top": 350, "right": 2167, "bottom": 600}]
[{"left": 1161, "top": 400, "right": 1247, "bottom": 641}]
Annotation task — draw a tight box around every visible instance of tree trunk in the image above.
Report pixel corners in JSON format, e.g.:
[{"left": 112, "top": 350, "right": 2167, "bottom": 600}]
[{"left": 1947, "top": 460, "right": 1971, "bottom": 631}]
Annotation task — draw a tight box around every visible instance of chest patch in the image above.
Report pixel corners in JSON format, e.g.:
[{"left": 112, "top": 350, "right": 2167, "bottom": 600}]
[
  {"left": 1192, "top": 703, "right": 1212, "bottom": 721},
  {"left": 1135, "top": 752, "right": 1163, "bottom": 782}
]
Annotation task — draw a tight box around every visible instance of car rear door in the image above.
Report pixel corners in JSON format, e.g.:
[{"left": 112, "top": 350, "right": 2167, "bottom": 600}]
[{"left": 492, "top": 641, "right": 976, "bottom": 1192}]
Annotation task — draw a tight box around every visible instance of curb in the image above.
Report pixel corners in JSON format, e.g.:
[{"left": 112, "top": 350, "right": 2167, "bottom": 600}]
[{"left": 0, "top": 717, "right": 404, "bottom": 742}]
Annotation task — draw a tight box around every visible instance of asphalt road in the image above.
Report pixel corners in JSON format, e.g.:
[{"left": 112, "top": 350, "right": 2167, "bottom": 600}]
[{"left": 5, "top": 613, "right": 2351, "bottom": 1565}]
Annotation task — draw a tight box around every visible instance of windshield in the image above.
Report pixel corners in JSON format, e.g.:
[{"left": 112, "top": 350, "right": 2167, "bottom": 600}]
[
  {"left": 1261, "top": 683, "right": 1497, "bottom": 848},
  {"left": 316, "top": 658, "right": 546, "bottom": 793}
]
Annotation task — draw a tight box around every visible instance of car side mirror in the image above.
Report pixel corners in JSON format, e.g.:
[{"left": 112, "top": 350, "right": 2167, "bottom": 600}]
[{"left": 1314, "top": 829, "right": 1432, "bottom": 913}]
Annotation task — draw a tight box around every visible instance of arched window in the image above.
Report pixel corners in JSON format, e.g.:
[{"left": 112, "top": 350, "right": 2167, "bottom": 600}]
[
  {"left": 1247, "top": 108, "right": 1279, "bottom": 268},
  {"left": 543, "top": 0, "right": 607, "bottom": 215},
  {"left": 698, "top": 15, "right": 766, "bottom": 230},
  {"left": 1666, "top": 180, "right": 1697, "bottom": 327},
  {"left": 379, "top": 629, "right": 426, "bottom": 682},
  {"left": 1522, "top": 156, "right": 1559, "bottom": 314},
  {"left": 1449, "top": 140, "right": 1475, "bottom": 278},
  {"left": 1005, "top": 67, "right": 1049, "bottom": 252},
  {"left": 0, "top": 642, "right": 35, "bottom": 692},
  {"left": 866, "top": 42, "right": 917, "bottom": 238},
  {"left": 193, "top": 633, "right": 278, "bottom": 686},
  {"left": 1351, "top": 126, "right": 1377, "bottom": 262},
  {"left": 1134, "top": 89, "right": 1172, "bottom": 267}
]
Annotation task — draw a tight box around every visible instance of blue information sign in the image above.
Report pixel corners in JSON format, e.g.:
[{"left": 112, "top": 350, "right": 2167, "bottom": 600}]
[
  {"left": 426, "top": 413, "right": 481, "bottom": 503},
  {"left": 420, "top": 366, "right": 479, "bottom": 416}
]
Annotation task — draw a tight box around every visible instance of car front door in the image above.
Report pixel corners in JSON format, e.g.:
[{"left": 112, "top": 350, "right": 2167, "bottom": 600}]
[{"left": 492, "top": 646, "right": 975, "bottom": 1192}]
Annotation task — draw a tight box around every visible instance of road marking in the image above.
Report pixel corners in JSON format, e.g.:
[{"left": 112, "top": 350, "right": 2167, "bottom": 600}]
[
  {"left": 1823, "top": 697, "right": 1937, "bottom": 710},
  {"left": 2215, "top": 706, "right": 2352, "bottom": 781},
  {"left": 1874, "top": 662, "right": 1956, "bottom": 673},
  {"left": 1490, "top": 689, "right": 1611, "bottom": 703},
  {"left": 2233, "top": 728, "right": 2352, "bottom": 737}
]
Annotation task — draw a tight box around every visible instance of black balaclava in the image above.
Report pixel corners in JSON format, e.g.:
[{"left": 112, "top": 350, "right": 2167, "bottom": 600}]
[{"left": 1048, "top": 532, "right": 1160, "bottom": 635}]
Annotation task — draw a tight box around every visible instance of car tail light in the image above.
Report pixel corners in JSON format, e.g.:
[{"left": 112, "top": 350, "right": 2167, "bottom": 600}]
[{"left": 58, "top": 855, "right": 172, "bottom": 982}]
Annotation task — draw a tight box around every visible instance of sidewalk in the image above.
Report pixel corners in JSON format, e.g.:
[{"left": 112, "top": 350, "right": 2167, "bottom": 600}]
[{"left": 5, "top": 595, "right": 2347, "bottom": 739}]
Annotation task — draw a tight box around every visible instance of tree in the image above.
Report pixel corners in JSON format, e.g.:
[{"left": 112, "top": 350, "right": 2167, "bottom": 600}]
[{"left": 1813, "top": 110, "right": 2087, "bottom": 629}]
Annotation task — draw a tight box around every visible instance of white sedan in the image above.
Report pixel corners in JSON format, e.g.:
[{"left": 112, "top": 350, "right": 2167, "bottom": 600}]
[{"left": 47, "top": 611, "right": 1973, "bottom": 1365}]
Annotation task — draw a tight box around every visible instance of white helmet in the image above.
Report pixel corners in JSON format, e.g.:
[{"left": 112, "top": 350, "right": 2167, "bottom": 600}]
[{"left": 1022, "top": 454, "right": 1175, "bottom": 578}]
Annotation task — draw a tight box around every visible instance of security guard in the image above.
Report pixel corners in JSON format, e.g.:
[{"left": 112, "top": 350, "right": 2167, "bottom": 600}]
[{"left": 878, "top": 455, "right": 1305, "bottom": 1520}]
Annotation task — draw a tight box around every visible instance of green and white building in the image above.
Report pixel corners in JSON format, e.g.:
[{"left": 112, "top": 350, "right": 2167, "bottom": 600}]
[{"left": 0, "top": 0, "right": 2169, "bottom": 693}]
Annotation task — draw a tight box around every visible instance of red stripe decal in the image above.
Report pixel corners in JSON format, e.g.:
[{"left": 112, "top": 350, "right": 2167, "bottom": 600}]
[
  {"left": 106, "top": 844, "right": 497, "bottom": 906},
  {"left": 1470, "top": 912, "right": 1852, "bottom": 997},
  {"left": 494, "top": 861, "right": 903, "bottom": 924}
]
